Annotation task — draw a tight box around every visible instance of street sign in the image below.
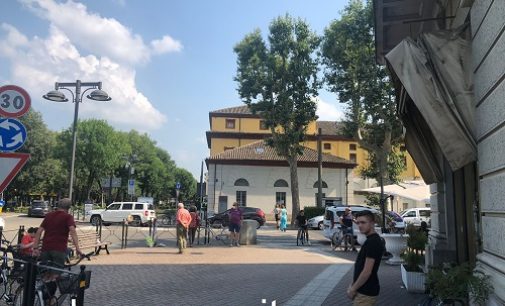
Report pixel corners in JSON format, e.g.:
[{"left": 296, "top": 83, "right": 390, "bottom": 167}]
[
  {"left": 0, "top": 152, "right": 30, "bottom": 193},
  {"left": 0, "top": 85, "right": 31, "bottom": 118},
  {"left": 101, "top": 177, "right": 122, "bottom": 188},
  {"left": 0, "top": 118, "right": 27, "bottom": 152},
  {"left": 176, "top": 182, "right": 181, "bottom": 190},
  {"left": 128, "top": 179, "right": 135, "bottom": 195}
]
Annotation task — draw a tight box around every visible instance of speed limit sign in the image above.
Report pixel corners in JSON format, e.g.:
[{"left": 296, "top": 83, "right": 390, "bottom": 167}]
[{"left": 0, "top": 85, "right": 31, "bottom": 118}]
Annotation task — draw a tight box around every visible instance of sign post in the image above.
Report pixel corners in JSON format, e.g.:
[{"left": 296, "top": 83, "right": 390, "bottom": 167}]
[{"left": 175, "top": 182, "right": 181, "bottom": 203}]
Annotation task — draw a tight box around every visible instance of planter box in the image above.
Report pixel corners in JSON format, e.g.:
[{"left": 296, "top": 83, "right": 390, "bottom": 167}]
[{"left": 401, "top": 264, "right": 426, "bottom": 293}]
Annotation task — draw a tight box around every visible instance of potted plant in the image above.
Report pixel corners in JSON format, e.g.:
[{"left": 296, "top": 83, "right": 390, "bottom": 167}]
[
  {"left": 401, "top": 224, "right": 428, "bottom": 293},
  {"left": 426, "top": 262, "right": 493, "bottom": 305}
]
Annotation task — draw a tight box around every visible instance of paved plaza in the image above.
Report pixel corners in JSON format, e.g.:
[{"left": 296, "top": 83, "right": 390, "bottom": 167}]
[{"left": 76, "top": 225, "right": 428, "bottom": 306}]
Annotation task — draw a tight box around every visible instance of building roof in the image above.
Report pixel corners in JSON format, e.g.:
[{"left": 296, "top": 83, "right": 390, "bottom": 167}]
[
  {"left": 207, "top": 140, "right": 356, "bottom": 169},
  {"left": 315, "top": 121, "right": 346, "bottom": 136},
  {"left": 210, "top": 105, "right": 253, "bottom": 115}
]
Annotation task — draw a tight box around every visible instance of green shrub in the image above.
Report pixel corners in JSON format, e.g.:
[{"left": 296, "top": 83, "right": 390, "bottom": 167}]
[{"left": 303, "top": 206, "right": 325, "bottom": 220}]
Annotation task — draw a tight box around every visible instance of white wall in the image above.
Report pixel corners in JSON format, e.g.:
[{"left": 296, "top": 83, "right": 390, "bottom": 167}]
[{"left": 207, "top": 163, "right": 352, "bottom": 215}]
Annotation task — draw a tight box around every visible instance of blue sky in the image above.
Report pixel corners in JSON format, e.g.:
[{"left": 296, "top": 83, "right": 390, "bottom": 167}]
[{"left": 0, "top": 0, "right": 348, "bottom": 179}]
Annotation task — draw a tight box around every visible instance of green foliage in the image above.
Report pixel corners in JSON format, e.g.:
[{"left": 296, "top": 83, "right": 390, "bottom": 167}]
[
  {"left": 427, "top": 262, "right": 493, "bottom": 305},
  {"left": 234, "top": 14, "right": 321, "bottom": 220},
  {"left": 303, "top": 206, "right": 325, "bottom": 220},
  {"left": 402, "top": 224, "right": 428, "bottom": 271},
  {"left": 321, "top": 0, "right": 405, "bottom": 184},
  {"left": 4, "top": 108, "right": 196, "bottom": 206},
  {"left": 360, "top": 150, "right": 406, "bottom": 184}
]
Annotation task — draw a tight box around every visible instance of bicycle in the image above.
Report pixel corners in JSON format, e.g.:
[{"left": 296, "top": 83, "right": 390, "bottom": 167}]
[
  {"left": 296, "top": 226, "right": 309, "bottom": 246},
  {"left": 0, "top": 241, "right": 24, "bottom": 304},
  {"left": 205, "top": 224, "right": 230, "bottom": 245},
  {"left": 331, "top": 226, "right": 355, "bottom": 252},
  {"left": 12, "top": 252, "right": 93, "bottom": 306}
]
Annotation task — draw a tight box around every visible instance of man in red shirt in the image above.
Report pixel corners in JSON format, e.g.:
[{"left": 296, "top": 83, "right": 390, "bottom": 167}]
[
  {"left": 33, "top": 198, "right": 82, "bottom": 280},
  {"left": 176, "top": 203, "right": 192, "bottom": 254}
]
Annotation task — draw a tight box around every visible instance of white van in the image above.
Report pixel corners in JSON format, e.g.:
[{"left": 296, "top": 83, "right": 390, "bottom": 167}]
[
  {"left": 400, "top": 207, "right": 431, "bottom": 227},
  {"left": 323, "top": 205, "right": 380, "bottom": 242}
]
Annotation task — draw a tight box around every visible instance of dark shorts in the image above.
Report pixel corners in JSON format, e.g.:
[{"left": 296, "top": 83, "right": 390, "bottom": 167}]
[
  {"left": 229, "top": 223, "right": 241, "bottom": 233},
  {"left": 275, "top": 214, "right": 280, "bottom": 221},
  {"left": 40, "top": 250, "right": 66, "bottom": 274}
]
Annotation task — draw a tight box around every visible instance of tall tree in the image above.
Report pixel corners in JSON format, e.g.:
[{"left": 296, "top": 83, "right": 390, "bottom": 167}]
[
  {"left": 56, "top": 119, "right": 130, "bottom": 203},
  {"left": 234, "top": 15, "right": 321, "bottom": 222},
  {"left": 321, "top": 0, "right": 405, "bottom": 186}
]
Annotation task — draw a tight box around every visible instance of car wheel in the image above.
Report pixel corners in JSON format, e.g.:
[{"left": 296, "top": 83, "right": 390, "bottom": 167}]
[
  {"left": 318, "top": 221, "right": 324, "bottom": 230},
  {"left": 90, "top": 215, "right": 101, "bottom": 226}
]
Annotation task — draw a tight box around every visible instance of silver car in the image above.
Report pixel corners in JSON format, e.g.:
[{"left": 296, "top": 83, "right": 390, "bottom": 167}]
[{"left": 307, "top": 215, "right": 325, "bottom": 230}]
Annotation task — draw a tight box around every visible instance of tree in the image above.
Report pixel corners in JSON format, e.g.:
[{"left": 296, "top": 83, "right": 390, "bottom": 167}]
[
  {"left": 8, "top": 110, "right": 66, "bottom": 202},
  {"left": 234, "top": 15, "right": 321, "bottom": 222},
  {"left": 321, "top": 0, "right": 405, "bottom": 186},
  {"left": 56, "top": 119, "right": 130, "bottom": 203}
]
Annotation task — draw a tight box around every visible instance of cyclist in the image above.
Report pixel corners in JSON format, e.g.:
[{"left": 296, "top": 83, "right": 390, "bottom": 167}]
[
  {"left": 296, "top": 210, "right": 310, "bottom": 245},
  {"left": 340, "top": 207, "right": 356, "bottom": 251}
]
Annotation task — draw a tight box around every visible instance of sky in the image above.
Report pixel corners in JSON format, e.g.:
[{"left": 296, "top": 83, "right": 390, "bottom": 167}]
[{"left": 0, "top": 0, "right": 348, "bottom": 180}]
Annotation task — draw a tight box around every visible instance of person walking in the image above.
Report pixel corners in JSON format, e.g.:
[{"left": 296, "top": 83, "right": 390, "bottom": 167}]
[
  {"left": 32, "top": 198, "right": 82, "bottom": 301},
  {"left": 347, "top": 210, "right": 384, "bottom": 305},
  {"left": 273, "top": 204, "right": 281, "bottom": 229},
  {"left": 188, "top": 205, "right": 200, "bottom": 247},
  {"left": 228, "top": 202, "right": 243, "bottom": 247},
  {"left": 176, "top": 203, "right": 192, "bottom": 254},
  {"left": 279, "top": 204, "right": 288, "bottom": 232}
]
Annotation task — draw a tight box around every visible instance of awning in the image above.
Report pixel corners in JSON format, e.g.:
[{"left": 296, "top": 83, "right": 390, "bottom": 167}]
[
  {"left": 360, "top": 181, "right": 430, "bottom": 203},
  {"left": 385, "top": 27, "right": 476, "bottom": 179}
]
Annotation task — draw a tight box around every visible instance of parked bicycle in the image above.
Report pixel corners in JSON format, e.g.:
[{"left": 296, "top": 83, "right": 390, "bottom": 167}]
[
  {"left": 204, "top": 224, "right": 230, "bottom": 245},
  {"left": 0, "top": 241, "right": 23, "bottom": 304},
  {"left": 12, "top": 252, "right": 93, "bottom": 306}
]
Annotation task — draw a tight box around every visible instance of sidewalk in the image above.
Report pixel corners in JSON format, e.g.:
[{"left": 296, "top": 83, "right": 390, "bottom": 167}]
[{"left": 81, "top": 227, "right": 428, "bottom": 305}]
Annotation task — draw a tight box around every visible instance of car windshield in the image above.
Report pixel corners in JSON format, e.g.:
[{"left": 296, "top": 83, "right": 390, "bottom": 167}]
[
  {"left": 32, "top": 201, "right": 46, "bottom": 207},
  {"left": 388, "top": 211, "right": 403, "bottom": 222}
]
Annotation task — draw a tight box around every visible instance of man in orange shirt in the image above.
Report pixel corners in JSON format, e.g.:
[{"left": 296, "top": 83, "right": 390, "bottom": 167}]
[{"left": 176, "top": 203, "right": 192, "bottom": 254}]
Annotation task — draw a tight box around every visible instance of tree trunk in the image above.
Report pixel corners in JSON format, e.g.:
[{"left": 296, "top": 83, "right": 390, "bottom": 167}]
[{"left": 287, "top": 154, "right": 300, "bottom": 225}]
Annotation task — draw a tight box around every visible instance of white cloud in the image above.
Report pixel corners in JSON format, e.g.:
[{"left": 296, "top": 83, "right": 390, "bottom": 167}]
[
  {"left": 151, "top": 36, "right": 183, "bottom": 54},
  {"left": 314, "top": 97, "right": 344, "bottom": 121},
  {"left": 19, "top": 0, "right": 182, "bottom": 64},
  {"left": 0, "top": 23, "right": 166, "bottom": 130}
]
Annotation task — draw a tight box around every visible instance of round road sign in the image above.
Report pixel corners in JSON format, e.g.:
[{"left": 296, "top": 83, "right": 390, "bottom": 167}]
[{"left": 0, "top": 85, "right": 31, "bottom": 118}]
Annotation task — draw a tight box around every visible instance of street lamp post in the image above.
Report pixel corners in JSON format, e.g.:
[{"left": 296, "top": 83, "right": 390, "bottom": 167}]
[{"left": 43, "top": 80, "right": 111, "bottom": 203}]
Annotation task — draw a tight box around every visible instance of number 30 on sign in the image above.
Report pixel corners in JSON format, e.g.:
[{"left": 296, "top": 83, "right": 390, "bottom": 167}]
[{"left": 0, "top": 85, "right": 32, "bottom": 118}]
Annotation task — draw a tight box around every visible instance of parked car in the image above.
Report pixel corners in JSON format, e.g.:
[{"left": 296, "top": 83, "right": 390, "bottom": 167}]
[
  {"left": 387, "top": 211, "right": 406, "bottom": 233},
  {"left": 86, "top": 202, "right": 156, "bottom": 226},
  {"left": 307, "top": 215, "right": 325, "bottom": 230},
  {"left": 400, "top": 207, "right": 431, "bottom": 227},
  {"left": 28, "top": 200, "right": 51, "bottom": 217},
  {"left": 207, "top": 206, "right": 266, "bottom": 228}
]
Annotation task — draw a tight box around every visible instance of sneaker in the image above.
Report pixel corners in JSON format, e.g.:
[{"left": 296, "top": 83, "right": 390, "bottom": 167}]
[{"left": 236, "top": 242, "right": 240, "bottom": 247}]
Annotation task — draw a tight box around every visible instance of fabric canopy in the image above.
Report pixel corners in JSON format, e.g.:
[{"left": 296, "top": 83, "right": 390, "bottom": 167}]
[
  {"left": 360, "top": 181, "right": 430, "bottom": 203},
  {"left": 386, "top": 28, "right": 476, "bottom": 177}
]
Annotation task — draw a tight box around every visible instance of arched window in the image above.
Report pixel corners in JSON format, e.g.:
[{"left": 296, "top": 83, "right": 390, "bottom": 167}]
[
  {"left": 274, "top": 179, "right": 289, "bottom": 187},
  {"left": 313, "top": 181, "right": 328, "bottom": 188},
  {"left": 234, "top": 178, "right": 249, "bottom": 187}
]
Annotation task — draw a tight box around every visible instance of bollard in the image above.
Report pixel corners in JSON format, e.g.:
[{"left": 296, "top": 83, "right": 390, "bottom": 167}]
[
  {"left": 124, "top": 221, "right": 129, "bottom": 248},
  {"left": 22, "top": 259, "right": 37, "bottom": 305},
  {"left": 121, "top": 219, "right": 125, "bottom": 249},
  {"left": 17, "top": 225, "right": 24, "bottom": 245},
  {"left": 152, "top": 218, "right": 157, "bottom": 242},
  {"left": 148, "top": 219, "right": 152, "bottom": 237},
  {"left": 76, "top": 265, "right": 87, "bottom": 306}
]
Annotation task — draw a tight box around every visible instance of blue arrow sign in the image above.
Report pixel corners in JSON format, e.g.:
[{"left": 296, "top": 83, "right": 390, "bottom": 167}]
[
  {"left": 176, "top": 182, "right": 181, "bottom": 190},
  {"left": 0, "top": 118, "right": 27, "bottom": 152}
]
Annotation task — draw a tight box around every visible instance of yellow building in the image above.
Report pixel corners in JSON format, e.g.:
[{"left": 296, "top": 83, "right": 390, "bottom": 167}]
[{"left": 207, "top": 105, "right": 421, "bottom": 180}]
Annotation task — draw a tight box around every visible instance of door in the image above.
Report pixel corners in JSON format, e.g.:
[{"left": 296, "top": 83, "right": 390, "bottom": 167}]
[
  {"left": 102, "top": 203, "right": 121, "bottom": 222},
  {"left": 218, "top": 196, "right": 227, "bottom": 213},
  {"left": 120, "top": 203, "right": 134, "bottom": 222}
]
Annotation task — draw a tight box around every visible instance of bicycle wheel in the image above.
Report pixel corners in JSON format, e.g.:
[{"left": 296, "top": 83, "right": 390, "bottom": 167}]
[
  {"left": 0, "top": 273, "right": 7, "bottom": 300},
  {"left": 161, "top": 215, "right": 171, "bottom": 226},
  {"left": 332, "top": 231, "right": 343, "bottom": 249},
  {"left": 296, "top": 228, "right": 303, "bottom": 246}
]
